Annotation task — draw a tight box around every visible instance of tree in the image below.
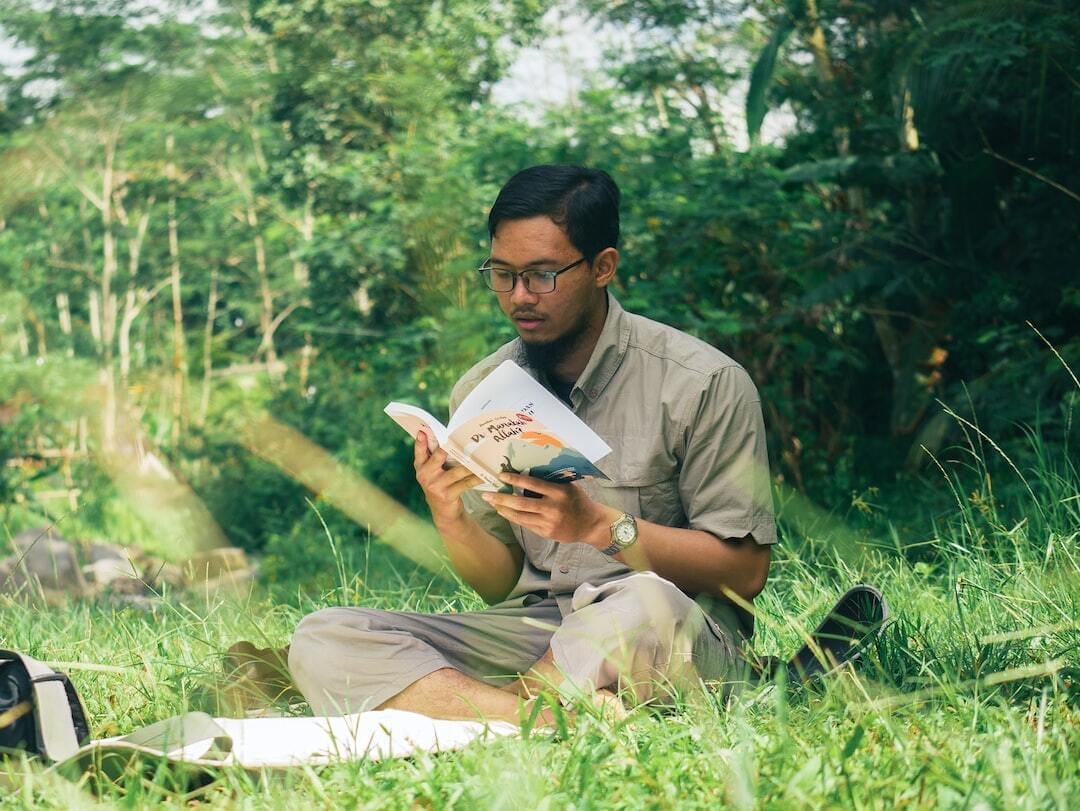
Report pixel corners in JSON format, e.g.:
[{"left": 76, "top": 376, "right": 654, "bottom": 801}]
[{"left": 574, "top": 0, "right": 1080, "bottom": 493}]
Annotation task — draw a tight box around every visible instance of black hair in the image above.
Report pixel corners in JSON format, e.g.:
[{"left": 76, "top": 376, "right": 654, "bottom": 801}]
[{"left": 487, "top": 165, "right": 620, "bottom": 261}]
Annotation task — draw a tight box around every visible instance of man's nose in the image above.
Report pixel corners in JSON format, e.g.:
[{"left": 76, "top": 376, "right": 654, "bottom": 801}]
[{"left": 509, "top": 274, "right": 539, "bottom": 304}]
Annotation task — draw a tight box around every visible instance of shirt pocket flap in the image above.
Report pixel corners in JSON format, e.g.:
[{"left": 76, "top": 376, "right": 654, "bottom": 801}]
[
  {"left": 593, "top": 431, "right": 677, "bottom": 488},
  {"left": 594, "top": 466, "right": 685, "bottom": 528},
  {"left": 593, "top": 464, "right": 670, "bottom": 489}
]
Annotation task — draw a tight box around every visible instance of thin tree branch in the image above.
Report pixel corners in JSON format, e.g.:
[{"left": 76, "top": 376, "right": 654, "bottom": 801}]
[
  {"left": 981, "top": 133, "right": 1080, "bottom": 204},
  {"left": 46, "top": 258, "right": 98, "bottom": 281},
  {"left": 36, "top": 142, "right": 105, "bottom": 211},
  {"left": 258, "top": 298, "right": 309, "bottom": 353},
  {"left": 861, "top": 307, "right": 936, "bottom": 327}
]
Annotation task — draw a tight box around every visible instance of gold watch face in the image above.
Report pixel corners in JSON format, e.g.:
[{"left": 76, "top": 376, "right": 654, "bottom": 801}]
[{"left": 613, "top": 515, "right": 637, "bottom": 545}]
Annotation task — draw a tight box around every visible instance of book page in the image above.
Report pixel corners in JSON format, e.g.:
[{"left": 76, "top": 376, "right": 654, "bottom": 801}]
[
  {"left": 384, "top": 402, "right": 504, "bottom": 491},
  {"left": 383, "top": 402, "right": 449, "bottom": 452}
]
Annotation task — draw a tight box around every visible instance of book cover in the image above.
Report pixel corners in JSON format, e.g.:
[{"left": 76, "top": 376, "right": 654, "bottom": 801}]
[{"left": 384, "top": 360, "right": 611, "bottom": 491}]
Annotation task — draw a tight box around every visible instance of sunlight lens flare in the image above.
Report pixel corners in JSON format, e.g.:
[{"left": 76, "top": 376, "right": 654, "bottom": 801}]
[{"left": 239, "top": 413, "right": 448, "bottom": 573}]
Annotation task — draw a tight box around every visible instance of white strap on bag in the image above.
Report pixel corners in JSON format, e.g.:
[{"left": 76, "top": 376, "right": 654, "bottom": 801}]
[
  {"left": 27, "top": 677, "right": 81, "bottom": 762},
  {"left": 0, "top": 649, "right": 88, "bottom": 763}
]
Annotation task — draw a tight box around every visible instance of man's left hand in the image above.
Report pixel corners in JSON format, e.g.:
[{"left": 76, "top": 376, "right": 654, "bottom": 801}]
[{"left": 481, "top": 472, "right": 617, "bottom": 548}]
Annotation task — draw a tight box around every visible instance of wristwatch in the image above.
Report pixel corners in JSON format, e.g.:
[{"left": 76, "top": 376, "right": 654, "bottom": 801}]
[{"left": 600, "top": 513, "right": 638, "bottom": 556}]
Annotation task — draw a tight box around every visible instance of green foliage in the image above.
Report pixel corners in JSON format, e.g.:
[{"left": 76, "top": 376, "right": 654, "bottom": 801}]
[
  {"left": 0, "top": 0, "right": 1074, "bottom": 540},
  {"left": 561, "top": 0, "right": 1080, "bottom": 501},
  {"left": 0, "top": 12, "right": 1077, "bottom": 805},
  {"left": 746, "top": 13, "right": 794, "bottom": 144}
]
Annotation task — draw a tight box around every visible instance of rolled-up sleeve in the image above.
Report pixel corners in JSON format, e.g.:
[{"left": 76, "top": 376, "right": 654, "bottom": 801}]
[
  {"left": 459, "top": 490, "right": 518, "bottom": 546},
  {"left": 678, "top": 366, "right": 777, "bottom": 545}
]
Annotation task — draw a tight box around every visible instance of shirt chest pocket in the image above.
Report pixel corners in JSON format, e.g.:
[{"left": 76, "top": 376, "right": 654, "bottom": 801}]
[{"left": 587, "top": 453, "right": 685, "bottom": 529}]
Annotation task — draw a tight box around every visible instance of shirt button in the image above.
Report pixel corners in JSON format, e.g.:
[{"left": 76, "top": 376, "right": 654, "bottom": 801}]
[{"left": 559, "top": 565, "right": 570, "bottom": 574}]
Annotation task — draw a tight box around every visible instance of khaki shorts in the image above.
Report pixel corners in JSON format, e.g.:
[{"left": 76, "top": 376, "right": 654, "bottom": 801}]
[{"left": 289, "top": 572, "right": 744, "bottom": 715}]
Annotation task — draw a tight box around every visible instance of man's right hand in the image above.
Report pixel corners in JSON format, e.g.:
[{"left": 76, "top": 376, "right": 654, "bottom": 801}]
[
  {"left": 413, "top": 431, "right": 483, "bottom": 526},
  {"left": 412, "top": 430, "right": 523, "bottom": 604}
]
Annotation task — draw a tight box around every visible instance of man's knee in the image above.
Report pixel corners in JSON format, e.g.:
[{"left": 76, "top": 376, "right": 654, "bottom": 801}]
[
  {"left": 600, "top": 574, "right": 699, "bottom": 634},
  {"left": 293, "top": 605, "right": 401, "bottom": 643},
  {"left": 554, "top": 575, "right": 706, "bottom": 700},
  {"left": 289, "top": 608, "right": 393, "bottom": 682}
]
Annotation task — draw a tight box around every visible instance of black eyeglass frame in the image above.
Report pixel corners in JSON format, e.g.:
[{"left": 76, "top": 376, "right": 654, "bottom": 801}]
[{"left": 477, "top": 257, "right": 588, "bottom": 294}]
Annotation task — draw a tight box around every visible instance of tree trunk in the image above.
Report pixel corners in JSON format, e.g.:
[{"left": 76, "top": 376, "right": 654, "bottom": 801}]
[
  {"left": 299, "top": 332, "right": 314, "bottom": 394},
  {"left": 75, "top": 127, "right": 122, "bottom": 452},
  {"left": 198, "top": 265, "right": 219, "bottom": 428},
  {"left": 118, "top": 200, "right": 154, "bottom": 387},
  {"left": 249, "top": 209, "right": 280, "bottom": 379},
  {"left": 55, "top": 292, "right": 72, "bottom": 347},
  {"left": 119, "top": 288, "right": 137, "bottom": 386},
  {"left": 651, "top": 85, "right": 670, "bottom": 130},
  {"left": 803, "top": 0, "right": 834, "bottom": 85},
  {"left": 88, "top": 289, "right": 102, "bottom": 348},
  {"left": 23, "top": 304, "right": 47, "bottom": 359},
  {"left": 900, "top": 84, "right": 920, "bottom": 151},
  {"left": 100, "top": 144, "right": 116, "bottom": 367},
  {"left": 118, "top": 280, "right": 168, "bottom": 387},
  {"left": 869, "top": 306, "right": 950, "bottom": 437},
  {"left": 219, "top": 161, "right": 283, "bottom": 383},
  {"left": 166, "top": 134, "right": 187, "bottom": 446}
]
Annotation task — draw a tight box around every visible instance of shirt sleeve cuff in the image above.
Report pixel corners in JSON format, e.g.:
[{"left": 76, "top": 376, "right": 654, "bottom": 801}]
[{"left": 692, "top": 513, "right": 778, "bottom": 545}]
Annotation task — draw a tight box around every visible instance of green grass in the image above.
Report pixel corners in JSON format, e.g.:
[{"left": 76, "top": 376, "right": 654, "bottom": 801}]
[
  {"left": 2, "top": 419, "right": 1078, "bottom": 808},
  {"left": 3, "top": 538, "right": 1077, "bottom": 806}
]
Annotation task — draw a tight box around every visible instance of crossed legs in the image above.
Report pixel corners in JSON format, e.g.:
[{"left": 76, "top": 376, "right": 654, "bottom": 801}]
[{"left": 289, "top": 573, "right": 739, "bottom": 723}]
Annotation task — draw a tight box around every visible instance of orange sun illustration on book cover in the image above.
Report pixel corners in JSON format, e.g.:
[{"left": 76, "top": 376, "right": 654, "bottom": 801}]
[{"left": 518, "top": 431, "right": 564, "bottom": 448}]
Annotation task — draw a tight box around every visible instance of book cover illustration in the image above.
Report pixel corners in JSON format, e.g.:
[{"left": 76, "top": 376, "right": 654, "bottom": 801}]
[
  {"left": 455, "top": 409, "right": 608, "bottom": 485},
  {"left": 384, "top": 360, "right": 612, "bottom": 492}
]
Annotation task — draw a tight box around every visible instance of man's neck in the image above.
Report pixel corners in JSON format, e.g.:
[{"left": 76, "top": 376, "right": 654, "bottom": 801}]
[{"left": 548, "top": 292, "right": 609, "bottom": 385}]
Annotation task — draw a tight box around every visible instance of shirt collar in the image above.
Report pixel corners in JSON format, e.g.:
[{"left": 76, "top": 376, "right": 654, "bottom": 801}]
[
  {"left": 509, "top": 290, "right": 631, "bottom": 404},
  {"left": 574, "top": 291, "right": 630, "bottom": 403}
]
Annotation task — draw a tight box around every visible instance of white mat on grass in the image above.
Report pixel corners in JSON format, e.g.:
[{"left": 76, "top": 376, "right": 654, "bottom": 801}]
[{"left": 73, "top": 709, "right": 519, "bottom": 769}]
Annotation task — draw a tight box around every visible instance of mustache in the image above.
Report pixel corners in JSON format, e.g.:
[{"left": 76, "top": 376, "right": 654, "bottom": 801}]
[{"left": 511, "top": 310, "right": 544, "bottom": 319}]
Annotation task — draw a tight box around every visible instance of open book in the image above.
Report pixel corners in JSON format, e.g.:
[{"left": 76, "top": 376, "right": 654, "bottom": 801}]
[{"left": 384, "top": 360, "right": 611, "bottom": 492}]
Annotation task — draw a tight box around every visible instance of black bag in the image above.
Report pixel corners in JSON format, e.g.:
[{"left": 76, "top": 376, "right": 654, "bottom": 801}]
[
  {"left": 755, "top": 584, "right": 890, "bottom": 686},
  {"left": 0, "top": 649, "right": 91, "bottom": 762}
]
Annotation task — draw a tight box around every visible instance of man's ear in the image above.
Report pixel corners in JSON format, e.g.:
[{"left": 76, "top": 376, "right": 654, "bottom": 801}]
[{"left": 593, "top": 247, "right": 619, "bottom": 287}]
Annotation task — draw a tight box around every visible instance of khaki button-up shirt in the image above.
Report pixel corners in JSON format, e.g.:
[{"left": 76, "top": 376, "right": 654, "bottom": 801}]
[{"left": 450, "top": 293, "right": 776, "bottom": 633}]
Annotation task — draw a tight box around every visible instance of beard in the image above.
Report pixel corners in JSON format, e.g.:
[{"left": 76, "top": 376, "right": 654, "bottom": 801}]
[{"left": 520, "top": 309, "right": 592, "bottom": 374}]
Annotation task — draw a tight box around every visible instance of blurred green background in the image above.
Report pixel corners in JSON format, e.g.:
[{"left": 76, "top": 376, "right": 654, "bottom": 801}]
[{"left": 1, "top": 0, "right": 1077, "bottom": 593}]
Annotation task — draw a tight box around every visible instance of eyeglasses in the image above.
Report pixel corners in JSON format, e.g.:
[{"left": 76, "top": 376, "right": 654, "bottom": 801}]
[{"left": 477, "top": 257, "right": 587, "bottom": 294}]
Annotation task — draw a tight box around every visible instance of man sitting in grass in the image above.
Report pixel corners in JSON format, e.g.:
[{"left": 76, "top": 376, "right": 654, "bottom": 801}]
[{"left": 289, "top": 165, "right": 776, "bottom": 723}]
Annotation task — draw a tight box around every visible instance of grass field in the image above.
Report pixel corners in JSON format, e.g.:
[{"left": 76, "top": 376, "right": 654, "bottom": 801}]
[{"left": 2, "top": 422, "right": 1078, "bottom": 808}]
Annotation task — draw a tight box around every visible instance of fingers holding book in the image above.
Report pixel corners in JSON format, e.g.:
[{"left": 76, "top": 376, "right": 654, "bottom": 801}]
[
  {"left": 481, "top": 471, "right": 612, "bottom": 546},
  {"left": 414, "top": 431, "right": 483, "bottom": 522},
  {"left": 413, "top": 430, "right": 437, "bottom": 466}
]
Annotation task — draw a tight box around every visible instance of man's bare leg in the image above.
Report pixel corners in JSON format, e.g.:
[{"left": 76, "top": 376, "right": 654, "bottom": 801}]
[
  {"left": 505, "top": 649, "right": 628, "bottom": 721},
  {"left": 508, "top": 649, "right": 561, "bottom": 698},
  {"left": 379, "top": 667, "right": 554, "bottom": 726}
]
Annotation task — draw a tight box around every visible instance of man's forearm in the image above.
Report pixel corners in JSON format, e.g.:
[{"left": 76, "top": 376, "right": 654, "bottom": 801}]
[
  {"left": 480, "top": 473, "right": 769, "bottom": 602},
  {"left": 434, "top": 513, "right": 522, "bottom": 604},
  {"left": 586, "top": 507, "right": 769, "bottom": 601}
]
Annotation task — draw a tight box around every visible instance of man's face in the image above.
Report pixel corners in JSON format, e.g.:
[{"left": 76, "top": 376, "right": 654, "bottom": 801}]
[{"left": 488, "top": 216, "right": 601, "bottom": 351}]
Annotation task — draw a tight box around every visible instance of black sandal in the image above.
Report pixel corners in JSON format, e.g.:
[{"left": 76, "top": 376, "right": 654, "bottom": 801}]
[{"left": 755, "top": 584, "right": 889, "bottom": 685}]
